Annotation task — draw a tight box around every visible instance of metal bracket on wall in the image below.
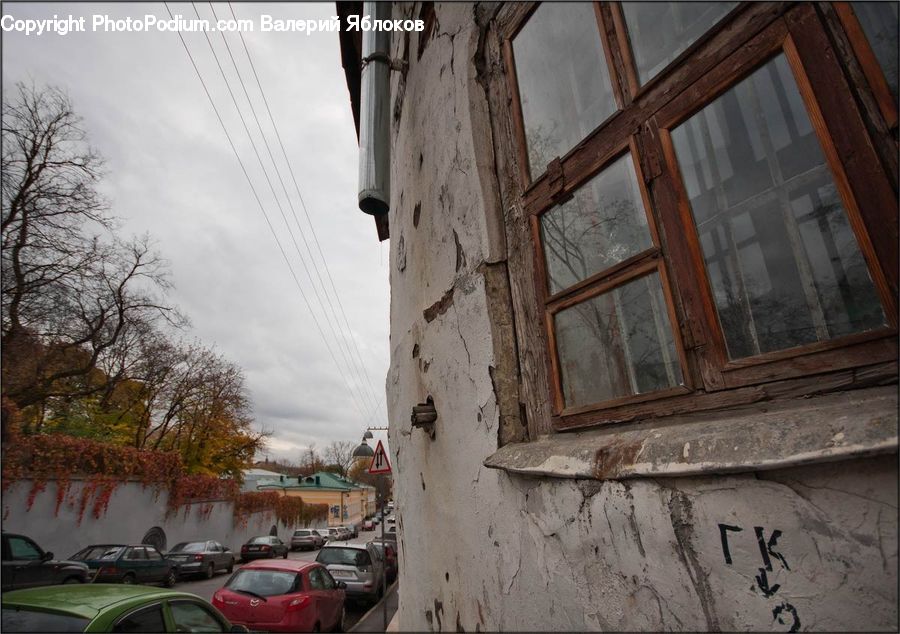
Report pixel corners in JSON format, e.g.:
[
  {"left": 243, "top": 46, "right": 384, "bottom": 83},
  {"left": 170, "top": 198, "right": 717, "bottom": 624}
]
[
  {"left": 360, "top": 51, "right": 409, "bottom": 75},
  {"left": 411, "top": 397, "right": 437, "bottom": 440}
]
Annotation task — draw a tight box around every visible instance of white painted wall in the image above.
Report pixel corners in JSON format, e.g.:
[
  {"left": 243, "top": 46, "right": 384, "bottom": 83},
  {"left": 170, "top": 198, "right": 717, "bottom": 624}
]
[
  {"left": 384, "top": 3, "right": 898, "bottom": 631},
  {"left": 3, "top": 479, "right": 280, "bottom": 558}
]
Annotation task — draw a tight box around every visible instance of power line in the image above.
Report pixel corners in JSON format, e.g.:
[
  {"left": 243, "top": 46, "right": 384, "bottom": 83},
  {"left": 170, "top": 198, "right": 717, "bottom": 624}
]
[
  {"left": 227, "top": 2, "right": 387, "bottom": 420},
  {"left": 163, "top": 2, "right": 376, "bottom": 428},
  {"left": 207, "top": 2, "right": 385, "bottom": 423},
  {"left": 187, "top": 2, "right": 382, "bottom": 426}
]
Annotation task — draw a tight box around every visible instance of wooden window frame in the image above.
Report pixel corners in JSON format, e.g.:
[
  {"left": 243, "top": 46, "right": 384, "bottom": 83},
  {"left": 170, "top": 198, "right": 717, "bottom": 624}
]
[
  {"left": 495, "top": 2, "right": 898, "bottom": 433},
  {"left": 832, "top": 2, "right": 898, "bottom": 130}
]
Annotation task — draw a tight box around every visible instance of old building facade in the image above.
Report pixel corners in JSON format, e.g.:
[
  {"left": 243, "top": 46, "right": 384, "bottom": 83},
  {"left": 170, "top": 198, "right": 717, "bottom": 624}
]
[{"left": 340, "top": 2, "right": 898, "bottom": 630}]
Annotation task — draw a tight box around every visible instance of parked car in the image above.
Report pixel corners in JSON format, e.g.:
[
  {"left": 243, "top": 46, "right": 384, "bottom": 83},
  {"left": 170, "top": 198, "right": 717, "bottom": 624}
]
[
  {"left": 386, "top": 516, "right": 396, "bottom": 525},
  {"left": 165, "top": 540, "right": 234, "bottom": 579},
  {"left": 323, "top": 528, "right": 342, "bottom": 543},
  {"left": 381, "top": 526, "right": 398, "bottom": 544},
  {"left": 368, "top": 539, "right": 397, "bottom": 585},
  {"left": 1, "top": 532, "right": 90, "bottom": 592},
  {"left": 290, "top": 529, "right": 322, "bottom": 552},
  {"left": 315, "top": 543, "right": 384, "bottom": 606},
  {"left": 70, "top": 544, "right": 178, "bottom": 587},
  {"left": 212, "top": 559, "right": 346, "bottom": 633},
  {"left": 336, "top": 525, "right": 356, "bottom": 540},
  {"left": 240, "top": 536, "right": 289, "bottom": 561},
  {"left": 362, "top": 519, "right": 375, "bottom": 531},
  {"left": 1, "top": 584, "right": 247, "bottom": 632},
  {"left": 309, "top": 529, "right": 326, "bottom": 548}
]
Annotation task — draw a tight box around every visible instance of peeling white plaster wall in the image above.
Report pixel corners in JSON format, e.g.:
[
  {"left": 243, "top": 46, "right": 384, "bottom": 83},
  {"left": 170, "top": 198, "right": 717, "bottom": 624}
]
[{"left": 385, "top": 3, "right": 898, "bottom": 631}]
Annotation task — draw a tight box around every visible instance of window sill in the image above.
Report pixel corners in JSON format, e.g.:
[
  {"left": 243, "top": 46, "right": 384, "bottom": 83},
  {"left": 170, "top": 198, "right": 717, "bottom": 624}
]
[{"left": 483, "top": 386, "right": 897, "bottom": 480}]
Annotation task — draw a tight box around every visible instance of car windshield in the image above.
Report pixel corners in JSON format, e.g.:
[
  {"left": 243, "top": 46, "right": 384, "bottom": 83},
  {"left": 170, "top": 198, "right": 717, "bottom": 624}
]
[
  {"left": 2, "top": 608, "right": 89, "bottom": 633},
  {"left": 316, "top": 548, "right": 370, "bottom": 567},
  {"left": 248, "top": 537, "right": 272, "bottom": 545},
  {"left": 71, "top": 546, "right": 124, "bottom": 561},
  {"left": 226, "top": 569, "right": 298, "bottom": 597},
  {"left": 170, "top": 542, "right": 206, "bottom": 553}
]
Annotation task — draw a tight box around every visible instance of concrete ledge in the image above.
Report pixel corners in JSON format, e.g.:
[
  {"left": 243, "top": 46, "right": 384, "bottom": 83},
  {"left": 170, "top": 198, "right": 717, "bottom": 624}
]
[{"left": 484, "top": 386, "right": 898, "bottom": 480}]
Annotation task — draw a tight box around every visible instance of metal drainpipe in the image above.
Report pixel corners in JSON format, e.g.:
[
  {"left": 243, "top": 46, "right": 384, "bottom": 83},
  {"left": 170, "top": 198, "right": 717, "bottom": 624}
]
[{"left": 357, "top": 0, "right": 392, "bottom": 216}]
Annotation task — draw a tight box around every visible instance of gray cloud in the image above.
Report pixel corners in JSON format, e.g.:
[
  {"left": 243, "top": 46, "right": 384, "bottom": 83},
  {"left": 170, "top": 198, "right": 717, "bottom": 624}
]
[{"left": 3, "top": 2, "right": 390, "bottom": 462}]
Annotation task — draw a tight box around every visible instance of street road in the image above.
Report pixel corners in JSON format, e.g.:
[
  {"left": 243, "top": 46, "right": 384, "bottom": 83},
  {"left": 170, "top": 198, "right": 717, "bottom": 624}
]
[{"left": 170, "top": 528, "right": 386, "bottom": 631}]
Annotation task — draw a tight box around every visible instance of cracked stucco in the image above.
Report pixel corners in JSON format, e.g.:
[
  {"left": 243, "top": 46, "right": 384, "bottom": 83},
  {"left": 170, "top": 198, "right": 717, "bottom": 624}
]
[{"left": 383, "top": 3, "right": 898, "bottom": 632}]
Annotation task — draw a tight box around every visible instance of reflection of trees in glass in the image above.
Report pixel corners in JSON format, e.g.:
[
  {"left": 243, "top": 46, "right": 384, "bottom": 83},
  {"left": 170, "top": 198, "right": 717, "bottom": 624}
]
[
  {"left": 556, "top": 274, "right": 681, "bottom": 408},
  {"left": 622, "top": 2, "right": 737, "bottom": 84},
  {"left": 513, "top": 2, "right": 617, "bottom": 179},
  {"left": 672, "top": 55, "right": 886, "bottom": 359},
  {"left": 540, "top": 154, "right": 651, "bottom": 295}
]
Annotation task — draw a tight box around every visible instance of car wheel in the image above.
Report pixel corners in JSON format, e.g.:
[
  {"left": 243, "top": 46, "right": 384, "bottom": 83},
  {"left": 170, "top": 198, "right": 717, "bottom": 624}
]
[
  {"left": 62, "top": 577, "right": 83, "bottom": 584},
  {"left": 227, "top": 558, "right": 234, "bottom": 573},
  {"left": 122, "top": 573, "right": 136, "bottom": 585},
  {"left": 268, "top": 550, "right": 275, "bottom": 559},
  {"left": 282, "top": 550, "right": 288, "bottom": 559},
  {"left": 312, "top": 623, "right": 320, "bottom": 633},
  {"left": 205, "top": 562, "right": 215, "bottom": 579},
  {"left": 164, "top": 569, "right": 177, "bottom": 588}
]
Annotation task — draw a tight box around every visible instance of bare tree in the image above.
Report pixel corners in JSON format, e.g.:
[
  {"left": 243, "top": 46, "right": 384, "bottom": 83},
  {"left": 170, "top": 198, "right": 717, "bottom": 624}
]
[
  {"left": 324, "top": 440, "right": 355, "bottom": 477},
  {"left": 1, "top": 83, "right": 179, "bottom": 419}
]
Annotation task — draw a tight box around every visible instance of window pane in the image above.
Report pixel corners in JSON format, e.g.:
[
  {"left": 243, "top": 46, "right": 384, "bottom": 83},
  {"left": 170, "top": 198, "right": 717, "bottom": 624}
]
[
  {"left": 555, "top": 272, "right": 682, "bottom": 408},
  {"left": 513, "top": 2, "right": 617, "bottom": 179},
  {"left": 622, "top": 2, "right": 737, "bottom": 84},
  {"left": 671, "top": 55, "right": 886, "bottom": 360},
  {"left": 540, "top": 153, "right": 653, "bottom": 294},
  {"left": 113, "top": 606, "right": 166, "bottom": 633},
  {"left": 170, "top": 602, "right": 226, "bottom": 633},
  {"left": 852, "top": 1, "right": 899, "bottom": 104}
]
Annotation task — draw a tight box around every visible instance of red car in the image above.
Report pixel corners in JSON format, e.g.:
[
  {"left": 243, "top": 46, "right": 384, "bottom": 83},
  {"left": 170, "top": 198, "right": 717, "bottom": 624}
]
[{"left": 212, "top": 559, "right": 346, "bottom": 633}]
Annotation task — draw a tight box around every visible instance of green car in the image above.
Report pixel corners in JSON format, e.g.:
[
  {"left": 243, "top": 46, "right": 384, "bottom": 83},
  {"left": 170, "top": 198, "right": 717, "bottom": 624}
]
[{"left": 1, "top": 584, "right": 248, "bottom": 632}]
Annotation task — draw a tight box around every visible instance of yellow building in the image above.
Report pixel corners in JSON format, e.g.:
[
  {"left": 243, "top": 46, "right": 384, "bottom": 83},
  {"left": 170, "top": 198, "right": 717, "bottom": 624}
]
[{"left": 257, "top": 472, "right": 373, "bottom": 527}]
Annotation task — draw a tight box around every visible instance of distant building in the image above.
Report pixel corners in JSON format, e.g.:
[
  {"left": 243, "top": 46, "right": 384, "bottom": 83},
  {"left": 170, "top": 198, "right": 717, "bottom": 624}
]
[
  {"left": 240, "top": 467, "right": 286, "bottom": 493},
  {"left": 257, "top": 471, "right": 374, "bottom": 527}
]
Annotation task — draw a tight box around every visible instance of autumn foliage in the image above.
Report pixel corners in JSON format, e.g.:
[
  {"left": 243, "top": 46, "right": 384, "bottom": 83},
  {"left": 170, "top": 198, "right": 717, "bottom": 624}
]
[{"left": 1, "top": 433, "right": 326, "bottom": 527}]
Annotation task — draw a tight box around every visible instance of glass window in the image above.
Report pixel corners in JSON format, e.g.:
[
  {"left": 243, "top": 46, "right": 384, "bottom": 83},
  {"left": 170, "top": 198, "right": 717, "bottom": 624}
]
[
  {"left": 671, "top": 54, "right": 886, "bottom": 359},
  {"left": 7, "top": 537, "right": 42, "bottom": 560},
  {"left": 852, "top": 1, "right": 899, "bottom": 104},
  {"left": 169, "top": 601, "right": 226, "bottom": 633},
  {"left": 308, "top": 567, "right": 326, "bottom": 590},
  {"left": 513, "top": 2, "right": 617, "bottom": 178},
  {"left": 226, "top": 569, "right": 298, "bottom": 597},
  {"left": 146, "top": 548, "right": 163, "bottom": 561},
  {"left": 541, "top": 153, "right": 653, "bottom": 294},
  {"left": 71, "top": 545, "right": 125, "bottom": 561},
  {"left": 319, "top": 567, "right": 336, "bottom": 589},
  {"left": 555, "top": 272, "right": 683, "bottom": 408},
  {"left": 124, "top": 547, "right": 146, "bottom": 560},
  {"left": 622, "top": 2, "right": 737, "bottom": 84},
  {"left": 112, "top": 605, "right": 166, "bottom": 633}
]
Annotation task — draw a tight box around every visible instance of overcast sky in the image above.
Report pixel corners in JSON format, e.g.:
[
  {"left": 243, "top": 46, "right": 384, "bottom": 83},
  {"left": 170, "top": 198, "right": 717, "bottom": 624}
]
[{"left": 2, "top": 2, "right": 391, "bottom": 463}]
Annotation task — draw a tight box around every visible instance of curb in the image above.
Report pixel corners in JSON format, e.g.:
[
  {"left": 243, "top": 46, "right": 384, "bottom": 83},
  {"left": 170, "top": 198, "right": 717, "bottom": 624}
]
[{"left": 348, "top": 579, "right": 399, "bottom": 632}]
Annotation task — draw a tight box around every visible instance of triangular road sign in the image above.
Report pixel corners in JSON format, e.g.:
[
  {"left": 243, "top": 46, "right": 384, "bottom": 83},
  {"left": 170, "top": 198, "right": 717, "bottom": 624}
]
[{"left": 368, "top": 439, "right": 392, "bottom": 475}]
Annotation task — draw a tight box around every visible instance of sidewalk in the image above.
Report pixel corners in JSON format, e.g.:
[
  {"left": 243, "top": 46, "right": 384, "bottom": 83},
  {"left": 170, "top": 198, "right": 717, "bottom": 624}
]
[{"left": 349, "top": 580, "right": 399, "bottom": 632}]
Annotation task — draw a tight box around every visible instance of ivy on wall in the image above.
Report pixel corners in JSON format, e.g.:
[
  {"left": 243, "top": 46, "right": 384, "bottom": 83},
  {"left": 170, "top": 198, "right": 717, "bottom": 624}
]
[{"left": 1, "top": 434, "right": 327, "bottom": 527}]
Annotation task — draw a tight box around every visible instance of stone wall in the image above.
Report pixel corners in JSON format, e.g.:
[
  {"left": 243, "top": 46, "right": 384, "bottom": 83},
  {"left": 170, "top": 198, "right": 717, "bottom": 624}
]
[
  {"left": 384, "top": 2, "right": 898, "bottom": 631},
  {"left": 3, "top": 479, "right": 280, "bottom": 558}
]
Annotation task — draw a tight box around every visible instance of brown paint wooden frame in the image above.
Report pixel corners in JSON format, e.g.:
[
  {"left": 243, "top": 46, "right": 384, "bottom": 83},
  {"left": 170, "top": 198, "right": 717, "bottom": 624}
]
[
  {"left": 487, "top": 2, "right": 897, "bottom": 434},
  {"left": 534, "top": 139, "right": 693, "bottom": 419},
  {"left": 654, "top": 11, "right": 898, "bottom": 391},
  {"left": 832, "top": 2, "right": 898, "bottom": 130}
]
